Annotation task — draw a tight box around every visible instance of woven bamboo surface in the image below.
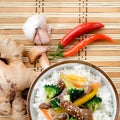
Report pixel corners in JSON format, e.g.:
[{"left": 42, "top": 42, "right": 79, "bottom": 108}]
[{"left": 0, "top": 0, "right": 120, "bottom": 119}]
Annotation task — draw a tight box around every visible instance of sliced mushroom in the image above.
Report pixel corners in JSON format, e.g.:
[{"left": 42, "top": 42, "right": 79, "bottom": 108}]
[
  {"left": 39, "top": 53, "right": 49, "bottom": 69},
  {"left": 29, "top": 46, "right": 49, "bottom": 63}
]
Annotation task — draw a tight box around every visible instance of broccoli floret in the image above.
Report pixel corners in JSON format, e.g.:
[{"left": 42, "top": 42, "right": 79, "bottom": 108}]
[
  {"left": 84, "top": 95, "right": 102, "bottom": 111},
  {"left": 69, "top": 117, "right": 78, "bottom": 120},
  {"left": 68, "top": 88, "right": 84, "bottom": 102},
  {"left": 44, "top": 84, "right": 60, "bottom": 100},
  {"left": 50, "top": 98, "right": 61, "bottom": 111}
]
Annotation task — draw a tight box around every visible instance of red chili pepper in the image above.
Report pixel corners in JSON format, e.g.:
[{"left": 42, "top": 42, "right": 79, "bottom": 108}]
[
  {"left": 58, "top": 22, "right": 104, "bottom": 49},
  {"left": 58, "top": 34, "right": 114, "bottom": 57}
]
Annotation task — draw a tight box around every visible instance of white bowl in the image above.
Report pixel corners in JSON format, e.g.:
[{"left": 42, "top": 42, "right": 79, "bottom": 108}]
[{"left": 27, "top": 60, "right": 119, "bottom": 120}]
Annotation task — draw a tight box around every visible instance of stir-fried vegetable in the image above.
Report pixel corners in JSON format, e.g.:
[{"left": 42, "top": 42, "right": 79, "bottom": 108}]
[
  {"left": 41, "top": 73, "right": 102, "bottom": 120},
  {"left": 91, "top": 82, "right": 101, "bottom": 89},
  {"left": 73, "top": 88, "right": 98, "bottom": 106},
  {"left": 50, "top": 98, "right": 61, "bottom": 111},
  {"left": 44, "top": 84, "right": 61, "bottom": 100},
  {"left": 84, "top": 95, "right": 102, "bottom": 111},
  {"left": 68, "top": 88, "right": 84, "bottom": 102},
  {"left": 66, "top": 74, "right": 86, "bottom": 82},
  {"left": 69, "top": 117, "right": 78, "bottom": 120},
  {"left": 40, "top": 109, "right": 52, "bottom": 120},
  {"left": 60, "top": 75, "right": 75, "bottom": 89},
  {"left": 63, "top": 95, "right": 71, "bottom": 101},
  {"left": 60, "top": 74, "right": 87, "bottom": 88}
]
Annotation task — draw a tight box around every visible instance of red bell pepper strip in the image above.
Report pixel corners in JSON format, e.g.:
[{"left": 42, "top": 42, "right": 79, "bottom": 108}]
[
  {"left": 58, "top": 22, "right": 104, "bottom": 49},
  {"left": 58, "top": 34, "right": 114, "bottom": 57}
]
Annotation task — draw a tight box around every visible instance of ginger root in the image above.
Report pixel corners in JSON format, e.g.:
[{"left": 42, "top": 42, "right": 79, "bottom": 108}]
[
  {"left": 0, "top": 35, "right": 39, "bottom": 117},
  {"left": 12, "top": 92, "right": 26, "bottom": 115}
]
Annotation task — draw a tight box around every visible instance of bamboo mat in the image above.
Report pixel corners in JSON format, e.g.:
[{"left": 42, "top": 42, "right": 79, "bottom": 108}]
[{"left": 0, "top": 0, "right": 120, "bottom": 119}]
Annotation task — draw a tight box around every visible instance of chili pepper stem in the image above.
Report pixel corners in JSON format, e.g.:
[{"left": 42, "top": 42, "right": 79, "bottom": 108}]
[
  {"left": 58, "top": 43, "right": 63, "bottom": 49},
  {"left": 49, "top": 44, "right": 64, "bottom": 60},
  {"left": 52, "top": 44, "right": 63, "bottom": 55},
  {"left": 55, "top": 43, "right": 63, "bottom": 55},
  {"left": 57, "top": 52, "right": 64, "bottom": 57},
  {"left": 49, "top": 55, "right": 56, "bottom": 60},
  {"left": 49, "top": 52, "right": 64, "bottom": 60}
]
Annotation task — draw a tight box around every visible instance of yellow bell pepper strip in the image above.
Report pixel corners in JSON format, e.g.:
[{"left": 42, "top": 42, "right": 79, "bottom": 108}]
[
  {"left": 73, "top": 88, "right": 98, "bottom": 106},
  {"left": 66, "top": 74, "right": 87, "bottom": 82},
  {"left": 55, "top": 109, "right": 65, "bottom": 113}
]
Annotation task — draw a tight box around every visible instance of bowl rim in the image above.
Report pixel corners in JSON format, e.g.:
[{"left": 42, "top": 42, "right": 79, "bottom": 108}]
[{"left": 27, "top": 60, "right": 119, "bottom": 120}]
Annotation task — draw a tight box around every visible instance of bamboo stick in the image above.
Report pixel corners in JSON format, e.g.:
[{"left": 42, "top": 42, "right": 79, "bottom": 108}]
[
  {"left": 1, "top": 23, "right": 120, "bottom": 29},
  {"left": 0, "top": 12, "right": 120, "bottom": 18},
  {"left": 83, "top": 56, "right": 120, "bottom": 61}
]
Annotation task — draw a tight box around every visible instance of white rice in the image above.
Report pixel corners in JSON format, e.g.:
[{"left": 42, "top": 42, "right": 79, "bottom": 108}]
[{"left": 33, "top": 64, "right": 113, "bottom": 120}]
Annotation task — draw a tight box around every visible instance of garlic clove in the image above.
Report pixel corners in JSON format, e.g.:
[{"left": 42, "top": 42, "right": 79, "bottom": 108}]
[
  {"left": 38, "top": 29, "right": 50, "bottom": 45},
  {"left": 39, "top": 53, "right": 49, "bottom": 69},
  {"left": 29, "top": 46, "right": 49, "bottom": 64},
  {"left": 34, "top": 33, "right": 41, "bottom": 45}
]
